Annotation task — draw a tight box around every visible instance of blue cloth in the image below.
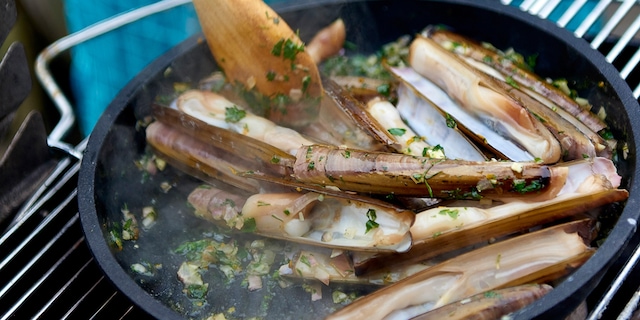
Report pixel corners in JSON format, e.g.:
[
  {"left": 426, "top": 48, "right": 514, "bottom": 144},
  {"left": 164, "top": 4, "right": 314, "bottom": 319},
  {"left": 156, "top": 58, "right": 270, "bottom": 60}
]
[{"left": 64, "top": 0, "right": 202, "bottom": 136}]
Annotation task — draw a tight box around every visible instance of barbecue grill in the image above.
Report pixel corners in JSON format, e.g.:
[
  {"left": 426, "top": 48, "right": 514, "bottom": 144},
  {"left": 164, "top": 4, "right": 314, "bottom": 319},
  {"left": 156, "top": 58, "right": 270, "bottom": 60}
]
[{"left": 1, "top": 0, "right": 640, "bottom": 319}]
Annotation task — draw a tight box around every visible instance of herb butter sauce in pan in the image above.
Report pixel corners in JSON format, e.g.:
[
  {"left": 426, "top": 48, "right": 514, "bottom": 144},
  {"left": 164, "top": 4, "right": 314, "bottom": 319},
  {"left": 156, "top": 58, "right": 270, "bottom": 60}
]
[{"left": 78, "top": 1, "right": 640, "bottom": 319}]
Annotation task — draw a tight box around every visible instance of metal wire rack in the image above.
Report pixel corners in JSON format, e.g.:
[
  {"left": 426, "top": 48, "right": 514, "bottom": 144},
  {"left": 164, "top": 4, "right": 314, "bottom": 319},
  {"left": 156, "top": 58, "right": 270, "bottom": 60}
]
[{"left": 1, "top": 0, "right": 639, "bottom": 319}]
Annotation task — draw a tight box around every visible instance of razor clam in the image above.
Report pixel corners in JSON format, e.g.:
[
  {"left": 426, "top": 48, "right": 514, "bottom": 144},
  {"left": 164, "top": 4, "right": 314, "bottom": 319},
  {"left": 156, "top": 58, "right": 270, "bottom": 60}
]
[
  {"left": 432, "top": 39, "right": 608, "bottom": 160},
  {"left": 177, "top": 85, "right": 392, "bottom": 153},
  {"left": 188, "top": 185, "right": 414, "bottom": 253},
  {"left": 389, "top": 66, "right": 533, "bottom": 162},
  {"left": 365, "top": 97, "right": 444, "bottom": 158},
  {"left": 314, "top": 78, "right": 399, "bottom": 152},
  {"left": 277, "top": 248, "right": 432, "bottom": 285},
  {"left": 294, "top": 144, "right": 566, "bottom": 200},
  {"left": 188, "top": 185, "right": 249, "bottom": 230},
  {"left": 151, "top": 104, "right": 295, "bottom": 177},
  {"left": 354, "top": 157, "right": 627, "bottom": 275},
  {"left": 408, "top": 35, "right": 562, "bottom": 164},
  {"left": 428, "top": 28, "right": 610, "bottom": 136},
  {"left": 176, "top": 90, "right": 314, "bottom": 156},
  {"left": 394, "top": 82, "right": 486, "bottom": 161},
  {"left": 413, "top": 284, "right": 553, "bottom": 320},
  {"left": 242, "top": 192, "right": 413, "bottom": 252},
  {"left": 146, "top": 121, "right": 263, "bottom": 194},
  {"left": 327, "top": 219, "right": 594, "bottom": 320}
]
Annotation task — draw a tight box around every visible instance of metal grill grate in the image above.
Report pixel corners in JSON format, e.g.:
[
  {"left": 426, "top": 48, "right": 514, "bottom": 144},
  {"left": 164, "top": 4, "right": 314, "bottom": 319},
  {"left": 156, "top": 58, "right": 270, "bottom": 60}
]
[
  {"left": 1, "top": 0, "right": 639, "bottom": 319},
  {"left": 502, "top": 0, "right": 640, "bottom": 99}
]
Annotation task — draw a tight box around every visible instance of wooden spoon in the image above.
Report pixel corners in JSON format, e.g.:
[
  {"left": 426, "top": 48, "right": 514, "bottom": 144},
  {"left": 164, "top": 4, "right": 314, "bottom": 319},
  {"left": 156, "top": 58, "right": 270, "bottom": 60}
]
[{"left": 192, "top": 0, "right": 323, "bottom": 125}]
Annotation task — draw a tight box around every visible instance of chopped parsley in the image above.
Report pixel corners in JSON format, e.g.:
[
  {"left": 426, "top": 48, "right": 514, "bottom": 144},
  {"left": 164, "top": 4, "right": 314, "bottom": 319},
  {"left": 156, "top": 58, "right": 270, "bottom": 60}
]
[
  {"left": 388, "top": 128, "right": 407, "bottom": 136},
  {"left": 505, "top": 76, "right": 519, "bottom": 89},
  {"left": 377, "top": 83, "right": 391, "bottom": 96},
  {"left": 225, "top": 106, "right": 246, "bottom": 123},
  {"left": 241, "top": 218, "right": 257, "bottom": 233},
  {"left": 439, "top": 208, "right": 459, "bottom": 220},
  {"left": 365, "top": 209, "right": 379, "bottom": 233},
  {"left": 512, "top": 179, "right": 544, "bottom": 193},
  {"left": 302, "top": 75, "right": 311, "bottom": 93},
  {"left": 600, "top": 129, "right": 614, "bottom": 140},
  {"left": 186, "top": 284, "right": 209, "bottom": 299},
  {"left": 445, "top": 114, "right": 456, "bottom": 128},
  {"left": 271, "top": 38, "right": 305, "bottom": 62},
  {"left": 266, "top": 71, "right": 276, "bottom": 81},
  {"left": 300, "top": 255, "right": 311, "bottom": 267},
  {"left": 271, "top": 38, "right": 285, "bottom": 57}
]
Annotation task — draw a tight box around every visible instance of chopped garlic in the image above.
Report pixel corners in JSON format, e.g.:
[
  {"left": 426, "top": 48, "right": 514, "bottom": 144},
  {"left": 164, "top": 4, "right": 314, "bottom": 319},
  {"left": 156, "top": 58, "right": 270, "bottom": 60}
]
[{"left": 510, "top": 162, "right": 524, "bottom": 173}]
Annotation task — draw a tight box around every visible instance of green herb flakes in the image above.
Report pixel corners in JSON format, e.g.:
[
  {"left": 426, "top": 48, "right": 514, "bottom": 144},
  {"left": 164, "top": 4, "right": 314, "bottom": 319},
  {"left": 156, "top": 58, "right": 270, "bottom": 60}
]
[
  {"left": 505, "top": 76, "right": 520, "bottom": 89},
  {"left": 512, "top": 179, "right": 544, "bottom": 193},
  {"left": 186, "top": 284, "right": 209, "bottom": 299},
  {"left": 271, "top": 38, "right": 284, "bottom": 57},
  {"left": 365, "top": 209, "right": 379, "bottom": 233},
  {"left": 377, "top": 83, "right": 391, "bottom": 96},
  {"left": 445, "top": 114, "right": 456, "bottom": 128},
  {"left": 241, "top": 218, "right": 258, "bottom": 233},
  {"left": 282, "top": 38, "right": 305, "bottom": 61},
  {"left": 388, "top": 128, "right": 407, "bottom": 136},
  {"left": 302, "top": 75, "right": 311, "bottom": 93},
  {"left": 257, "top": 201, "right": 271, "bottom": 207},
  {"left": 266, "top": 71, "right": 276, "bottom": 81},
  {"left": 439, "top": 208, "right": 460, "bottom": 220},
  {"left": 225, "top": 106, "right": 246, "bottom": 123}
]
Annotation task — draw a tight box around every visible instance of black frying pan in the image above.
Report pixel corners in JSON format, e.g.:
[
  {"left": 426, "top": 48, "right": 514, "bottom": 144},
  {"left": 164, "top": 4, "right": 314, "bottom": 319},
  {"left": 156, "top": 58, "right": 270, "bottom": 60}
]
[{"left": 78, "top": 0, "right": 640, "bottom": 319}]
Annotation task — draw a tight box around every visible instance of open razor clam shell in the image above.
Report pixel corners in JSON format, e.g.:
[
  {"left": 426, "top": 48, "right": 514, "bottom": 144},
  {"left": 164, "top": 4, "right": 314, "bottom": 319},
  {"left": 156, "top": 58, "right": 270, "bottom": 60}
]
[
  {"left": 152, "top": 102, "right": 296, "bottom": 174},
  {"left": 427, "top": 28, "right": 610, "bottom": 139},
  {"left": 278, "top": 248, "right": 433, "bottom": 286},
  {"left": 389, "top": 66, "right": 534, "bottom": 162},
  {"left": 428, "top": 34, "right": 609, "bottom": 161},
  {"left": 412, "top": 284, "right": 553, "bottom": 320},
  {"left": 353, "top": 156, "right": 627, "bottom": 275},
  {"left": 313, "top": 78, "right": 399, "bottom": 152},
  {"left": 408, "top": 36, "right": 563, "bottom": 164},
  {"left": 394, "top": 82, "right": 486, "bottom": 161},
  {"left": 146, "top": 121, "right": 263, "bottom": 194},
  {"left": 174, "top": 90, "right": 315, "bottom": 156},
  {"left": 327, "top": 219, "right": 595, "bottom": 320},
  {"left": 188, "top": 185, "right": 414, "bottom": 253},
  {"left": 242, "top": 192, "right": 414, "bottom": 252}
]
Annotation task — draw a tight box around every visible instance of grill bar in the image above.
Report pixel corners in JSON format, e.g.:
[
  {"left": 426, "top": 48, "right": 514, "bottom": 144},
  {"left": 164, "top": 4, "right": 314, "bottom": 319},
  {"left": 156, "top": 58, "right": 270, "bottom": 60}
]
[
  {"left": 557, "top": 0, "right": 589, "bottom": 26},
  {"left": 574, "top": 0, "right": 612, "bottom": 37},
  {"left": 34, "top": 257, "right": 96, "bottom": 319},
  {"left": 538, "top": 0, "right": 562, "bottom": 19},
  {"left": 2, "top": 233, "right": 84, "bottom": 320}
]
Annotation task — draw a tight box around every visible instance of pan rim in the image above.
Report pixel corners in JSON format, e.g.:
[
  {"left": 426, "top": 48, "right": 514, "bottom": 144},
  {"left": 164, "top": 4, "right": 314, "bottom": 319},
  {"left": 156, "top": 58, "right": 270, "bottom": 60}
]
[{"left": 77, "top": 0, "right": 640, "bottom": 319}]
